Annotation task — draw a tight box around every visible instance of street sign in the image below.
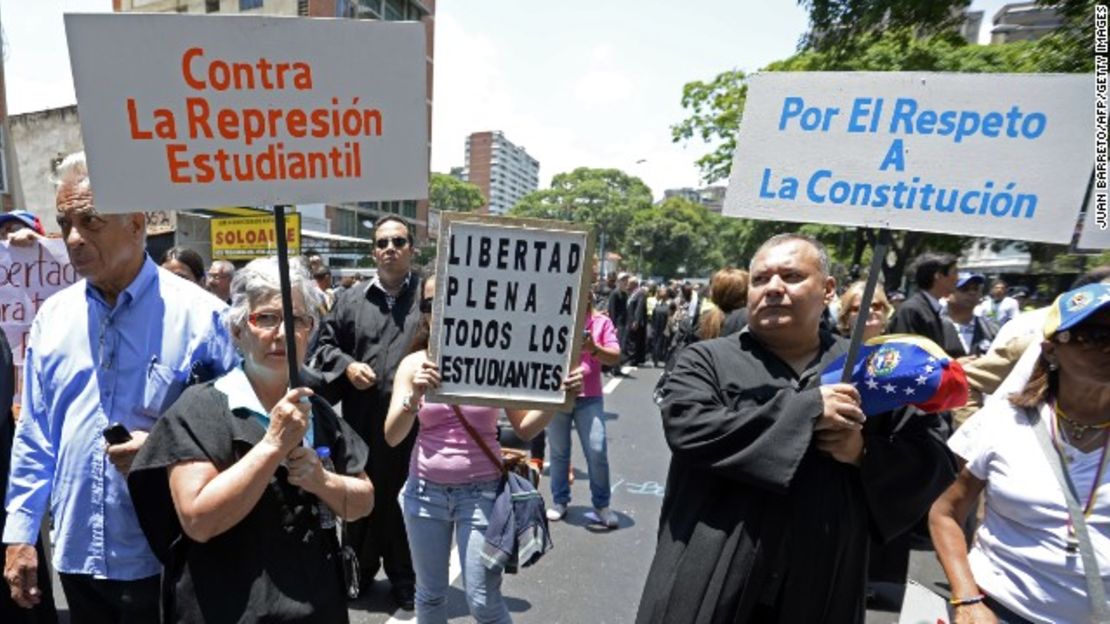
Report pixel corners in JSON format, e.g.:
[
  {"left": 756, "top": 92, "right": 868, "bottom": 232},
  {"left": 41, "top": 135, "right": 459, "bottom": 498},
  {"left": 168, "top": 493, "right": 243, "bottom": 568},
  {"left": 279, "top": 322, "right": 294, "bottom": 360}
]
[
  {"left": 211, "top": 213, "right": 301, "bottom": 260},
  {"left": 427, "top": 213, "right": 594, "bottom": 411},
  {"left": 64, "top": 13, "right": 428, "bottom": 213},
  {"left": 724, "top": 72, "right": 1094, "bottom": 244}
]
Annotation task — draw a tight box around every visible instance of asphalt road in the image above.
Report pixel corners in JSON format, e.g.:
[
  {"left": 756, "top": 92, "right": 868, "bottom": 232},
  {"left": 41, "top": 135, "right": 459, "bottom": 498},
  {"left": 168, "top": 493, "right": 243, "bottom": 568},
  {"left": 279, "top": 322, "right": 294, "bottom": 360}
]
[{"left": 44, "top": 365, "right": 950, "bottom": 623}]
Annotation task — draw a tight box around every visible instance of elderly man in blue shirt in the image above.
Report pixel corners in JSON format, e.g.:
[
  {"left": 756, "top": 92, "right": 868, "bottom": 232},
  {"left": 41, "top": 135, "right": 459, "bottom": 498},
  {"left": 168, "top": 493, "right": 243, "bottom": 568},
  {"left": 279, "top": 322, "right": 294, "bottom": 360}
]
[{"left": 2, "top": 152, "right": 237, "bottom": 622}]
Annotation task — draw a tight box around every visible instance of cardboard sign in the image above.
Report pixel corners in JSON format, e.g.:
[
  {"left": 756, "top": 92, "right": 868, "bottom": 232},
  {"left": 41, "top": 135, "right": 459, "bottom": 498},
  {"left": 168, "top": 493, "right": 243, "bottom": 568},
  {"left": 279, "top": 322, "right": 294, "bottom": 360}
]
[
  {"left": 0, "top": 240, "right": 80, "bottom": 403},
  {"left": 212, "top": 213, "right": 301, "bottom": 260},
  {"left": 897, "top": 580, "right": 952, "bottom": 624},
  {"left": 725, "top": 72, "right": 1094, "bottom": 244},
  {"left": 65, "top": 14, "right": 428, "bottom": 213},
  {"left": 428, "top": 213, "right": 594, "bottom": 411}
]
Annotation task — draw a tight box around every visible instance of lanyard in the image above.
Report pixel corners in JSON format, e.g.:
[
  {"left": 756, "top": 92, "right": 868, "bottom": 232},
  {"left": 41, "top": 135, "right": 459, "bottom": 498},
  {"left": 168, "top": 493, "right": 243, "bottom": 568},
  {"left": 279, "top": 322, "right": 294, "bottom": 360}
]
[{"left": 1050, "top": 403, "right": 1110, "bottom": 554}]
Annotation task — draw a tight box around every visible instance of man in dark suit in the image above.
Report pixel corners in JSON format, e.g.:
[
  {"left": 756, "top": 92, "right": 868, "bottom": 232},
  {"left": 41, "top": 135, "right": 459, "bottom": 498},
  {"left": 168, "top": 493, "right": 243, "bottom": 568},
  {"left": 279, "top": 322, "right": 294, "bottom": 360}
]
[
  {"left": 942, "top": 273, "right": 998, "bottom": 358},
  {"left": 608, "top": 273, "right": 630, "bottom": 373},
  {"left": 624, "top": 277, "right": 648, "bottom": 366},
  {"left": 887, "top": 252, "right": 958, "bottom": 349}
]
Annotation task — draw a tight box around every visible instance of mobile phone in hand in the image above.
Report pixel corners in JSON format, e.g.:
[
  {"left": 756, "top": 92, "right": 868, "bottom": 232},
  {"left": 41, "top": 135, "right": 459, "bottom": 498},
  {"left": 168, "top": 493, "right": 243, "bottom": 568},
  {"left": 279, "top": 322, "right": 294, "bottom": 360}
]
[{"left": 103, "top": 423, "right": 133, "bottom": 445}]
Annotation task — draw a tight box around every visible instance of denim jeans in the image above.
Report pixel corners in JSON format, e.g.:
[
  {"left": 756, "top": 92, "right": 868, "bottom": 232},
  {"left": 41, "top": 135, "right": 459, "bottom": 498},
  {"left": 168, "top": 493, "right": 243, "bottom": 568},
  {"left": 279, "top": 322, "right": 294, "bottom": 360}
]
[
  {"left": 546, "top": 395, "right": 610, "bottom": 509},
  {"left": 400, "top": 477, "right": 511, "bottom": 624}
]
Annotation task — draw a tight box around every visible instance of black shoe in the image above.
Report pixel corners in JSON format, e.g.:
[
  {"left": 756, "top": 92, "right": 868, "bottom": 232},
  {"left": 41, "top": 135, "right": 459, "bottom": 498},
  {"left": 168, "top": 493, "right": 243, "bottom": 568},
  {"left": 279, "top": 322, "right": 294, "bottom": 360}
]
[{"left": 391, "top": 585, "right": 415, "bottom": 611}]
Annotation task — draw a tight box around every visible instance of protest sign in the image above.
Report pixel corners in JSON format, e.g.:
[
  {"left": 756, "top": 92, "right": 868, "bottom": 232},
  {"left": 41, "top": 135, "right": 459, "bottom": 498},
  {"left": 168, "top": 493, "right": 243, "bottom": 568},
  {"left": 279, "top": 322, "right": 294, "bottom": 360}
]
[
  {"left": 428, "top": 213, "right": 594, "bottom": 411},
  {"left": 212, "top": 213, "right": 301, "bottom": 260},
  {"left": 724, "top": 72, "right": 1094, "bottom": 244},
  {"left": 65, "top": 13, "right": 428, "bottom": 213},
  {"left": 0, "top": 240, "right": 80, "bottom": 403}
]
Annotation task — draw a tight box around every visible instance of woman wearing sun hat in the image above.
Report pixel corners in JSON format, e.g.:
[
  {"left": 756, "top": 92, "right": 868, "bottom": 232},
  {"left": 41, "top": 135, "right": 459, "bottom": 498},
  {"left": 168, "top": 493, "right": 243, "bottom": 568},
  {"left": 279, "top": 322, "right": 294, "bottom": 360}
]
[{"left": 930, "top": 282, "right": 1110, "bottom": 624}]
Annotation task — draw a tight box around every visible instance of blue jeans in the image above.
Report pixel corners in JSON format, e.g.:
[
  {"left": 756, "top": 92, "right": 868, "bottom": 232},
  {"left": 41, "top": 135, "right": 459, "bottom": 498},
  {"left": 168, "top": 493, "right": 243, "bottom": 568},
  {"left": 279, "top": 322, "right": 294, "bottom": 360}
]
[
  {"left": 547, "top": 396, "right": 610, "bottom": 509},
  {"left": 400, "top": 477, "right": 511, "bottom": 624}
]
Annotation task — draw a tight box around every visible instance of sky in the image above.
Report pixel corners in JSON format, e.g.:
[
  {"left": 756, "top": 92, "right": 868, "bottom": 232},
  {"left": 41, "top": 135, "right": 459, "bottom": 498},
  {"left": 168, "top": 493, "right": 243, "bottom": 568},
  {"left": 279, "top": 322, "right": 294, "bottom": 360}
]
[{"left": 1, "top": 0, "right": 1016, "bottom": 200}]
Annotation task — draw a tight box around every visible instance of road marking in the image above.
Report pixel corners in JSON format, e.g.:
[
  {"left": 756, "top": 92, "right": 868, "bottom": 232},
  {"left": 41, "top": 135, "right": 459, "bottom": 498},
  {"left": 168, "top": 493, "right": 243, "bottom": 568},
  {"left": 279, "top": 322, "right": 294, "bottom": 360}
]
[
  {"left": 385, "top": 539, "right": 464, "bottom": 622},
  {"left": 603, "top": 377, "right": 622, "bottom": 394}
]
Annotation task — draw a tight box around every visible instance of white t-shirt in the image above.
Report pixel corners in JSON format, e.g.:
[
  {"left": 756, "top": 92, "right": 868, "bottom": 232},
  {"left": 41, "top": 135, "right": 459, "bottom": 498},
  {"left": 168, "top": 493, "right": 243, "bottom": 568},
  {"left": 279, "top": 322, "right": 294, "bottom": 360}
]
[
  {"left": 976, "top": 296, "right": 1021, "bottom": 327},
  {"left": 950, "top": 401, "right": 1110, "bottom": 624}
]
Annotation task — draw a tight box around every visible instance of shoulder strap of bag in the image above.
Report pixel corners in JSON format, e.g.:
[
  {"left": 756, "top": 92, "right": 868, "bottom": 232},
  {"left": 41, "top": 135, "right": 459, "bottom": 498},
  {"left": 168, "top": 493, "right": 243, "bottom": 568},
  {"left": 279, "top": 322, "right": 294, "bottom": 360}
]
[
  {"left": 1025, "top": 407, "right": 1110, "bottom": 623},
  {"left": 451, "top": 404, "right": 506, "bottom": 476}
]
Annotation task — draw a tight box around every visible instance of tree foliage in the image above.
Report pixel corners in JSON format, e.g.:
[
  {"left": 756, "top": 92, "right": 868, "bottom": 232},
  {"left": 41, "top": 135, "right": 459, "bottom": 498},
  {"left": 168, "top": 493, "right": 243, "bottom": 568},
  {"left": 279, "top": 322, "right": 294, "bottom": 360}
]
[
  {"left": 625, "top": 198, "right": 724, "bottom": 277},
  {"left": 509, "top": 167, "right": 653, "bottom": 255},
  {"left": 799, "top": 0, "right": 969, "bottom": 52},
  {"left": 429, "top": 172, "right": 485, "bottom": 213}
]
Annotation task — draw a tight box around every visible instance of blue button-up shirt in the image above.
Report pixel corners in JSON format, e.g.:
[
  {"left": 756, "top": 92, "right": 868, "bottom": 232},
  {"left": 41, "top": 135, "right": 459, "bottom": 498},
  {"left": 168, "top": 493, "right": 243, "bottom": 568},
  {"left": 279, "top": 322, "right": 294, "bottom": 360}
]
[{"left": 3, "top": 256, "right": 238, "bottom": 580}]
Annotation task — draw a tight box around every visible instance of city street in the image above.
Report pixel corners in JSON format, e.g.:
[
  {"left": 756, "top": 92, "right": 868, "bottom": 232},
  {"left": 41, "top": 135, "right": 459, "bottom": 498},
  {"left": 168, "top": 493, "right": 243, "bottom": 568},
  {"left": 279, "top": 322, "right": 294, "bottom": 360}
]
[{"left": 39, "top": 365, "right": 950, "bottom": 623}]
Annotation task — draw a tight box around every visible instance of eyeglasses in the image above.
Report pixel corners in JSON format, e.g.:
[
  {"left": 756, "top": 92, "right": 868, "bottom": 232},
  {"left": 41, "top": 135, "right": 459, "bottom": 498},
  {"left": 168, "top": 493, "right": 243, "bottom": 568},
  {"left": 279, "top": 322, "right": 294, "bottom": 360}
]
[
  {"left": 420, "top": 297, "right": 433, "bottom": 314},
  {"left": 375, "top": 236, "right": 409, "bottom": 250},
  {"left": 248, "top": 311, "right": 315, "bottom": 332},
  {"left": 206, "top": 273, "right": 230, "bottom": 281},
  {"left": 1057, "top": 327, "right": 1110, "bottom": 350},
  {"left": 56, "top": 210, "right": 109, "bottom": 236},
  {"left": 849, "top": 301, "right": 887, "bottom": 314}
]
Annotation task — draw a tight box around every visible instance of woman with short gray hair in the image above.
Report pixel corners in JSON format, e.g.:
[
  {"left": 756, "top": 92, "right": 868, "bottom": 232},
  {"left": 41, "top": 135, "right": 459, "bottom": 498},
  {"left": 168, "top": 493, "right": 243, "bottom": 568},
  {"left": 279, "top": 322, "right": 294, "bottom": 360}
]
[{"left": 129, "top": 256, "right": 374, "bottom": 623}]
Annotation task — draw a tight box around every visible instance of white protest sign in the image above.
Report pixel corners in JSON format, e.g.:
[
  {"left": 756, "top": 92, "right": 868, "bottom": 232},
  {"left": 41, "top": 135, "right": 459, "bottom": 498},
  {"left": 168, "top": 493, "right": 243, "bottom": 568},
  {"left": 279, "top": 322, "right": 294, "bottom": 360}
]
[
  {"left": 725, "top": 72, "right": 1094, "bottom": 244},
  {"left": 1078, "top": 173, "right": 1110, "bottom": 249},
  {"left": 65, "top": 14, "right": 428, "bottom": 213},
  {"left": 0, "top": 240, "right": 80, "bottom": 404},
  {"left": 428, "top": 213, "right": 594, "bottom": 411}
]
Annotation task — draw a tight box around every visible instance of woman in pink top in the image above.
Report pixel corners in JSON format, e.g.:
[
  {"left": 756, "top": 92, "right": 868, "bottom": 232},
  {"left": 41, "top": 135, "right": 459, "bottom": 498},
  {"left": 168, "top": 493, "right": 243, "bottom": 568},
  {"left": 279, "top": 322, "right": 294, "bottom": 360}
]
[
  {"left": 384, "top": 276, "right": 583, "bottom": 623},
  {"left": 545, "top": 299, "right": 623, "bottom": 528}
]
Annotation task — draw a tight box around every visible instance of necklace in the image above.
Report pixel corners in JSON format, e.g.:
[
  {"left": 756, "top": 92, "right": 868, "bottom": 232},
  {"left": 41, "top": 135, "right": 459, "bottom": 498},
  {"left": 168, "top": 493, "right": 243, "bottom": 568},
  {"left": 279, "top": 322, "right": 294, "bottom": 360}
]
[
  {"left": 1056, "top": 404, "right": 1110, "bottom": 440},
  {"left": 1050, "top": 403, "right": 1110, "bottom": 556}
]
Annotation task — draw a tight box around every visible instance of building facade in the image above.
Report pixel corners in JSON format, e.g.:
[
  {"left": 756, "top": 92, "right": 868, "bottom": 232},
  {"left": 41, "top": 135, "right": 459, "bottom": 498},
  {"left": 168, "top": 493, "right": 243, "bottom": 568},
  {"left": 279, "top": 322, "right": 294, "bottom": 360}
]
[
  {"left": 115, "top": 0, "right": 436, "bottom": 251},
  {"left": 990, "top": 2, "right": 1064, "bottom": 43},
  {"left": 663, "top": 185, "right": 727, "bottom": 213},
  {"left": 462, "top": 131, "right": 539, "bottom": 215}
]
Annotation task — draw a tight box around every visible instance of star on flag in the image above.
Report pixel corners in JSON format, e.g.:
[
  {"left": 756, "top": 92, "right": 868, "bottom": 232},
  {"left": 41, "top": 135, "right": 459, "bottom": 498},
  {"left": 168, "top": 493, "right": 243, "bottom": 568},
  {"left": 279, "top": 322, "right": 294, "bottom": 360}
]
[
  {"left": 865, "top": 377, "right": 880, "bottom": 390},
  {"left": 883, "top": 383, "right": 897, "bottom": 394},
  {"left": 904, "top": 386, "right": 916, "bottom": 396},
  {"left": 916, "top": 374, "right": 929, "bottom": 385}
]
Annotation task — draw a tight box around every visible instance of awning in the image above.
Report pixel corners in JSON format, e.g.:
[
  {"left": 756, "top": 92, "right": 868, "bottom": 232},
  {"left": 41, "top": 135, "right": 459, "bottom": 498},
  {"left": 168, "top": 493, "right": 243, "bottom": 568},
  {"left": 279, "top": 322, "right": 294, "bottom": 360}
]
[{"left": 302, "top": 230, "right": 372, "bottom": 246}]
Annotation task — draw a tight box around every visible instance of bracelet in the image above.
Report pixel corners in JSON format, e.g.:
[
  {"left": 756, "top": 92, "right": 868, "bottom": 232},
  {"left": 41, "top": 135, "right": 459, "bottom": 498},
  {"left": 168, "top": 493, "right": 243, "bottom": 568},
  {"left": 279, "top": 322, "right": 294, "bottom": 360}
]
[{"left": 949, "top": 594, "right": 985, "bottom": 606}]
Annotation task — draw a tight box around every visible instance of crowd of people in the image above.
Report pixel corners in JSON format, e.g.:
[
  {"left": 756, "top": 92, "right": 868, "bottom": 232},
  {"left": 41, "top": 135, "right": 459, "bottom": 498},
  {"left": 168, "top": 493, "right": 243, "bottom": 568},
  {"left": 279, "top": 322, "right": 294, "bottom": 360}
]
[{"left": 0, "top": 150, "right": 1106, "bottom": 623}]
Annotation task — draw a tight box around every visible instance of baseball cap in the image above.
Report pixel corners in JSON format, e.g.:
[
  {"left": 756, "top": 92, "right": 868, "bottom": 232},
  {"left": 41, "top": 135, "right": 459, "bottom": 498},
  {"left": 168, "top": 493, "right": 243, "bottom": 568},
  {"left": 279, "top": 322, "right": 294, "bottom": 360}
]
[
  {"left": 1043, "top": 283, "right": 1110, "bottom": 339},
  {"left": 0, "top": 210, "right": 45, "bottom": 236},
  {"left": 955, "top": 272, "right": 985, "bottom": 289}
]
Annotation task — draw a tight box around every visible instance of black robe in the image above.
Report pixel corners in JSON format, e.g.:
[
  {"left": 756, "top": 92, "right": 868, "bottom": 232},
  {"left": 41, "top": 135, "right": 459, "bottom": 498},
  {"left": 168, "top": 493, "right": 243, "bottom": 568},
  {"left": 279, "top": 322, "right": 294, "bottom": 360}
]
[{"left": 636, "top": 329, "right": 956, "bottom": 624}]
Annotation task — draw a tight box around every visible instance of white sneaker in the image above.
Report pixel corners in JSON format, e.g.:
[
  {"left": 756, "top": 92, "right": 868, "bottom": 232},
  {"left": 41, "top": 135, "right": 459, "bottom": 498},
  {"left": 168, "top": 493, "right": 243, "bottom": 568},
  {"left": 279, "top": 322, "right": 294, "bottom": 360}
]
[
  {"left": 595, "top": 507, "right": 619, "bottom": 529},
  {"left": 546, "top": 503, "right": 567, "bottom": 521}
]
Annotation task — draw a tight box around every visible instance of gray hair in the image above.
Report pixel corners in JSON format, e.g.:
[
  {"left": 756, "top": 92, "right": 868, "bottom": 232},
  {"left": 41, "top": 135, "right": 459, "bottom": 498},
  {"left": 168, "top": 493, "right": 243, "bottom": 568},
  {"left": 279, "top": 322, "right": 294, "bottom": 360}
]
[
  {"left": 210, "top": 260, "right": 235, "bottom": 276},
  {"left": 52, "top": 151, "right": 91, "bottom": 191},
  {"left": 749, "top": 233, "right": 830, "bottom": 277},
  {"left": 226, "top": 256, "right": 325, "bottom": 339}
]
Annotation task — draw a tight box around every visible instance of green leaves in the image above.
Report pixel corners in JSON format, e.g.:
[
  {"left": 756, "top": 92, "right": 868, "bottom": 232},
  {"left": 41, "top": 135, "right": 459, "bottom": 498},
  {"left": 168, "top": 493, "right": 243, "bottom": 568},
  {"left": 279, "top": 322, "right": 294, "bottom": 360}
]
[{"left": 429, "top": 172, "right": 485, "bottom": 213}]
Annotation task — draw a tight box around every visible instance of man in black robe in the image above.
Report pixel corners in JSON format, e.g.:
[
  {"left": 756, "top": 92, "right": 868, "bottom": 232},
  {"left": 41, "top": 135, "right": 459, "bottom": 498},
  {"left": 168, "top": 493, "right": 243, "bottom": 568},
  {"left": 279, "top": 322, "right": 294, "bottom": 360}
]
[
  {"left": 636, "top": 234, "right": 956, "bottom": 624},
  {"left": 312, "top": 215, "right": 423, "bottom": 609}
]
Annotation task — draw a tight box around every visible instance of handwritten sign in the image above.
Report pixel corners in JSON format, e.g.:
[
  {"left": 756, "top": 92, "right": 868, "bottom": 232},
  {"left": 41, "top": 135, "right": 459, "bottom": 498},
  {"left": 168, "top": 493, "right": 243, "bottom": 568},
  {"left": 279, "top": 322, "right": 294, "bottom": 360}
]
[
  {"left": 724, "top": 72, "right": 1094, "bottom": 244},
  {"left": 211, "top": 213, "right": 301, "bottom": 260},
  {"left": 428, "top": 213, "right": 594, "bottom": 411},
  {"left": 0, "top": 240, "right": 80, "bottom": 403},
  {"left": 65, "top": 13, "right": 428, "bottom": 213}
]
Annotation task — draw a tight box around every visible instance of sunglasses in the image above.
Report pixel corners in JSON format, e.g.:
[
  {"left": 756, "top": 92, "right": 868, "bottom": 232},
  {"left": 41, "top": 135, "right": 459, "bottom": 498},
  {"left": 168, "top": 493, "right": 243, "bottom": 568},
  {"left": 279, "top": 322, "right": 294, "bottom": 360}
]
[
  {"left": 375, "top": 236, "right": 410, "bottom": 250},
  {"left": 1056, "top": 326, "right": 1110, "bottom": 350},
  {"left": 248, "top": 311, "right": 315, "bottom": 332},
  {"left": 420, "top": 297, "right": 433, "bottom": 314}
]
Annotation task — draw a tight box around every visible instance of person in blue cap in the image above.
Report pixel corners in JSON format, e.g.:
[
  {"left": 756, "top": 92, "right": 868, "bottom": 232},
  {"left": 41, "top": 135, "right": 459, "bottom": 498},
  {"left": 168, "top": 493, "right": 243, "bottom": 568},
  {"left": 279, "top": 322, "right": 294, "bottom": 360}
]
[
  {"left": 943, "top": 272, "right": 998, "bottom": 359},
  {"left": 932, "top": 282, "right": 1110, "bottom": 624},
  {"left": 0, "top": 211, "right": 46, "bottom": 247}
]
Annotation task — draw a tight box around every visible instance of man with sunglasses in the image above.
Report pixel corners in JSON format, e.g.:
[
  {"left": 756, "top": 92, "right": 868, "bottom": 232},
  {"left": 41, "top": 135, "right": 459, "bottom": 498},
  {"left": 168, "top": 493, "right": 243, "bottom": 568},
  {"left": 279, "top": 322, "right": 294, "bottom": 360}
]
[
  {"left": 312, "top": 215, "right": 423, "bottom": 609},
  {"left": 3, "top": 152, "right": 238, "bottom": 622},
  {"left": 942, "top": 272, "right": 998, "bottom": 359}
]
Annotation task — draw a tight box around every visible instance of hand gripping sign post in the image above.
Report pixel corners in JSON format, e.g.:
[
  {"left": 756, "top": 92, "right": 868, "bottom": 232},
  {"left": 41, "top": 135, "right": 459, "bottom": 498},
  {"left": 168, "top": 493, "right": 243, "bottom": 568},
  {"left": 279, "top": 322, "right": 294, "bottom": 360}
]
[
  {"left": 725, "top": 72, "right": 1094, "bottom": 381},
  {"left": 428, "top": 213, "right": 594, "bottom": 411},
  {"left": 65, "top": 13, "right": 428, "bottom": 385}
]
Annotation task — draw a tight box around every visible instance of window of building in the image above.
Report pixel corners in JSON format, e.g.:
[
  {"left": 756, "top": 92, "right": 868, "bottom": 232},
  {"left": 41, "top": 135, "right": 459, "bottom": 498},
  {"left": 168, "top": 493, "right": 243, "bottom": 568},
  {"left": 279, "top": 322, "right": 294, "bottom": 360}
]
[
  {"left": 384, "top": 0, "right": 404, "bottom": 20},
  {"left": 336, "top": 208, "right": 359, "bottom": 237},
  {"left": 402, "top": 200, "right": 417, "bottom": 219},
  {"left": 239, "top": 0, "right": 263, "bottom": 10},
  {"left": 206, "top": 0, "right": 220, "bottom": 12}
]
